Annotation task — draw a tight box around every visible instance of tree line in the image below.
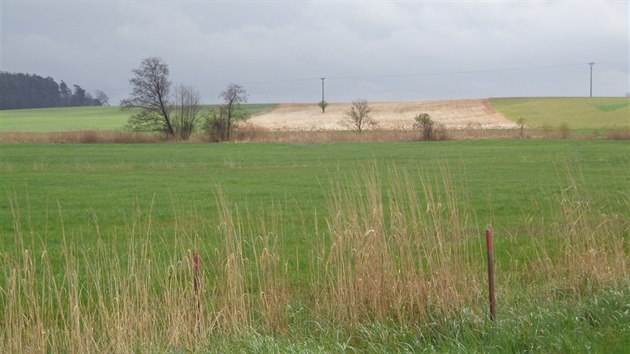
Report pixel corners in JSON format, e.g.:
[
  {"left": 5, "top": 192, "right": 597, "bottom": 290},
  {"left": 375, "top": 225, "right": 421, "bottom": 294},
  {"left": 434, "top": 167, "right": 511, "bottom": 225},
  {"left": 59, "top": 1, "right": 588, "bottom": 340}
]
[
  {"left": 122, "top": 57, "right": 247, "bottom": 141},
  {"left": 0, "top": 72, "right": 109, "bottom": 110}
]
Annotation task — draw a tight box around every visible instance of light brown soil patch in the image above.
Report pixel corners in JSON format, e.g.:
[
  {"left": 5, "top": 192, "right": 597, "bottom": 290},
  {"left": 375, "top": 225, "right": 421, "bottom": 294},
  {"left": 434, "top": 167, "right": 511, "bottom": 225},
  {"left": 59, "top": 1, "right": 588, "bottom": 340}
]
[{"left": 248, "top": 99, "right": 517, "bottom": 131}]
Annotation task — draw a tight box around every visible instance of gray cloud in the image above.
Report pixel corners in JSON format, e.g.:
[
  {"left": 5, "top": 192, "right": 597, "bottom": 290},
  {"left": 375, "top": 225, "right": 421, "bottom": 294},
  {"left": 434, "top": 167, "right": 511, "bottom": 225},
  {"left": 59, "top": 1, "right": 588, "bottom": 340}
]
[{"left": 1, "top": 0, "right": 628, "bottom": 104}]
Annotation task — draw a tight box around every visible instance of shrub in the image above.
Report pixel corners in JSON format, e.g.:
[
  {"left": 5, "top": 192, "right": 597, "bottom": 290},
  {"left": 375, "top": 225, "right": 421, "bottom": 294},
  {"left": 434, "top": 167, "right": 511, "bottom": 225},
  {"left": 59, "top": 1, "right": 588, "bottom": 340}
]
[
  {"left": 201, "top": 108, "right": 229, "bottom": 142},
  {"left": 413, "top": 113, "right": 447, "bottom": 141},
  {"left": 318, "top": 100, "right": 329, "bottom": 113}
]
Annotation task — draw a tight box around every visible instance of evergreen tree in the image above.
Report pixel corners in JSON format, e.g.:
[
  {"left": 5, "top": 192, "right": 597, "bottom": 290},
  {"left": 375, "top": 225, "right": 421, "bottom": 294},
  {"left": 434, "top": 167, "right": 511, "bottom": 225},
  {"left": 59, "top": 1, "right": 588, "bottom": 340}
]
[
  {"left": 71, "top": 84, "right": 87, "bottom": 106},
  {"left": 0, "top": 72, "right": 107, "bottom": 110},
  {"left": 59, "top": 81, "right": 72, "bottom": 106}
]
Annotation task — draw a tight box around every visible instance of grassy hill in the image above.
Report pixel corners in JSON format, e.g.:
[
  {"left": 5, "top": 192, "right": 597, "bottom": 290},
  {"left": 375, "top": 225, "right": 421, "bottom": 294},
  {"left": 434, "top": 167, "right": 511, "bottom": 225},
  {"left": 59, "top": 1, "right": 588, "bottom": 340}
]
[
  {"left": 490, "top": 97, "right": 630, "bottom": 130},
  {"left": 0, "top": 104, "right": 275, "bottom": 132}
]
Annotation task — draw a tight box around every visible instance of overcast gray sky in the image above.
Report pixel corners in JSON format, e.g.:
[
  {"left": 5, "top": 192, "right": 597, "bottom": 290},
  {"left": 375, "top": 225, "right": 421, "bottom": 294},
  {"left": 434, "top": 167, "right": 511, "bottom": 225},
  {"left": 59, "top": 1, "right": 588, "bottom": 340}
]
[{"left": 1, "top": 0, "right": 628, "bottom": 104}]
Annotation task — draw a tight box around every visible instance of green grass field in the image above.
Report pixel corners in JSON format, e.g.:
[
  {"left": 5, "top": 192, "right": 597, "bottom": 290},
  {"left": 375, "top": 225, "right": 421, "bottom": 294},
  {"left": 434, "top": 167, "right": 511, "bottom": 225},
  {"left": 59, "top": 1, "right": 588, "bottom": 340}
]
[
  {"left": 490, "top": 97, "right": 630, "bottom": 130},
  {"left": 0, "top": 106, "right": 130, "bottom": 132},
  {"left": 0, "top": 104, "right": 275, "bottom": 132},
  {"left": 2, "top": 140, "right": 628, "bottom": 237},
  {"left": 2, "top": 140, "right": 629, "bottom": 352}
]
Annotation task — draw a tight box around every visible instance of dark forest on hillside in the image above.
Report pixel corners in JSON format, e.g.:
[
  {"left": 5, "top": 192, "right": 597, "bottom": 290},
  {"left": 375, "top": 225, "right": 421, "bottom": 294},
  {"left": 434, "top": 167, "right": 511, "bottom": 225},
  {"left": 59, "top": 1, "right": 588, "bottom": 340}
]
[{"left": 0, "top": 72, "right": 108, "bottom": 110}]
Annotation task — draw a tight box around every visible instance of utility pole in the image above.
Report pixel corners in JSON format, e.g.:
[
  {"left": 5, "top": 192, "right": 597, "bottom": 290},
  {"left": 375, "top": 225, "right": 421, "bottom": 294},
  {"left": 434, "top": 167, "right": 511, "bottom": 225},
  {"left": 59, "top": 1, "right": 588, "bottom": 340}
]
[
  {"left": 588, "top": 62, "right": 595, "bottom": 97},
  {"left": 319, "top": 77, "right": 327, "bottom": 113},
  {"left": 321, "top": 77, "right": 325, "bottom": 103}
]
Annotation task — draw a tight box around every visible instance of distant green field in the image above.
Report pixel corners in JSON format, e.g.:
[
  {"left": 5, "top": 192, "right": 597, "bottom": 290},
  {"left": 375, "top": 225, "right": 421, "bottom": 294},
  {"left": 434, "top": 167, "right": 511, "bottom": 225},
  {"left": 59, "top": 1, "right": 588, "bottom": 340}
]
[
  {"left": 0, "top": 104, "right": 275, "bottom": 132},
  {"left": 0, "top": 106, "right": 131, "bottom": 132},
  {"left": 490, "top": 97, "right": 630, "bottom": 130}
]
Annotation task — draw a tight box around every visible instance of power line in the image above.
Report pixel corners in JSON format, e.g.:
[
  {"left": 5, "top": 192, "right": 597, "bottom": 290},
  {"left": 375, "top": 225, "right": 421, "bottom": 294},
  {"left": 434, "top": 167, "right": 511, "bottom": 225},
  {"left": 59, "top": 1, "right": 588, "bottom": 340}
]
[
  {"left": 216, "top": 63, "right": 592, "bottom": 88},
  {"left": 88, "top": 62, "right": 621, "bottom": 94},
  {"left": 325, "top": 63, "right": 586, "bottom": 81}
]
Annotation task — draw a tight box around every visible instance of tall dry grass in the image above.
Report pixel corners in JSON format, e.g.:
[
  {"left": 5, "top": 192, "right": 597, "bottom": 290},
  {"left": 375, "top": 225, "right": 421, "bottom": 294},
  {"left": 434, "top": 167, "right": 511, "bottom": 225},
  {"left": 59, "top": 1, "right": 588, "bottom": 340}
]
[
  {"left": 312, "top": 166, "right": 482, "bottom": 326},
  {"left": 605, "top": 126, "right": 630, "bottom": 140},
  {"left": 520, "top": 170, "right": 629, "bottom": 296},
  {"left": 2, "top": 125, "right": 630, "bottom": 144},
  {"left": 1, "top": 167, "right": 628, "bottom": 351},
  {"left": 0, "top": 127, "right": 550, "bottom": 144},
  {"left": 1, "top": 191, "right": 289, "bottom": 352},
  {"left": 0, "top": 130, "right": 166, "bottom": 144},
  {"left": 234, "top": 127, "right": 525, "bottom": 143}
]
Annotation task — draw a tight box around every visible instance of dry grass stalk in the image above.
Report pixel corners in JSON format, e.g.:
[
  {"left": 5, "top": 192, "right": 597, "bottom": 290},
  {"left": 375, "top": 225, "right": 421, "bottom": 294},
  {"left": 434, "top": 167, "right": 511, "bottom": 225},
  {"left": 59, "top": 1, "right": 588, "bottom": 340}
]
[
  {"left": 248, "top": 207, "right": 289, "bottom": 333},
  {"left": 214, "top": 193, "right": 289, "bottom": 334},
  {"left": 214, "top": 191, "right": 251, "bottom": 333}
]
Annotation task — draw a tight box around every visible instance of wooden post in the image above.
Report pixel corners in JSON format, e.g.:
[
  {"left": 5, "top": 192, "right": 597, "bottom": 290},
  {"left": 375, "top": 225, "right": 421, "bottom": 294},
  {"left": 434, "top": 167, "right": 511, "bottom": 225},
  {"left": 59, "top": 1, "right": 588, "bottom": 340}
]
[
  {"left": 486, "top": 227, "right": 496, "bottom": 321},
  {"left": 193, "top": 252, "right": 200, "bottom": 331}
]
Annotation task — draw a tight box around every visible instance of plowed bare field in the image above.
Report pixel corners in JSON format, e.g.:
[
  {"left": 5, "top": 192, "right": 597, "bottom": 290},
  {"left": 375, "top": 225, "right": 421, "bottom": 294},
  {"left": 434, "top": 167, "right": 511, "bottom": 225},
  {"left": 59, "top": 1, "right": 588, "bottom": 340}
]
[{"left": 248, "top": 99, "right": 517, "bottom": 131}]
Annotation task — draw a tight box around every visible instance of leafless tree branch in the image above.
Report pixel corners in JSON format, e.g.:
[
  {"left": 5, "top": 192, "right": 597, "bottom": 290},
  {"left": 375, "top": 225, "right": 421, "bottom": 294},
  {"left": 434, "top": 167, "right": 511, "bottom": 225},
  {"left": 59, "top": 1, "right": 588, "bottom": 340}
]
[
  {"left": 341, "top": 99, "right": 376, "bottom": 133},
  {"left": 219, "top": 84, "right": 248, "bottom": 141},
  {"left": 121, "top": 57, "right": 175, "bottom": 137},
  {"left": 171, "top": 84, "right": 201, "bottom": 141}
]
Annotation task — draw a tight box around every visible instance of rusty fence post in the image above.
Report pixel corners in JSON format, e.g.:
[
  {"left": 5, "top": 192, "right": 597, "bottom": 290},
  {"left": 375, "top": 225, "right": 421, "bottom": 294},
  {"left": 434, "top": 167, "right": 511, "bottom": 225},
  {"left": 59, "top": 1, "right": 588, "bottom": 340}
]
[
  {"left": 485, "top": 227, "right": 496, "bottom": 321},
  {"left": 193, "top": 252, "right": 201, "bottom": 331}
]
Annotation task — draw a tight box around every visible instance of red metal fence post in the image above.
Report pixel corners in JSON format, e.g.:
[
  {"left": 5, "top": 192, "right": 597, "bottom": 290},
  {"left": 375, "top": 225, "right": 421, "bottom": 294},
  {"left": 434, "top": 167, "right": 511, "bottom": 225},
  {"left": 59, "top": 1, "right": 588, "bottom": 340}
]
[
  {"left": 193, "top": 252, "right": 200, "bottom": 331},
  {"left": 486, "top": 227, "right": 496, "bottom": 321}
]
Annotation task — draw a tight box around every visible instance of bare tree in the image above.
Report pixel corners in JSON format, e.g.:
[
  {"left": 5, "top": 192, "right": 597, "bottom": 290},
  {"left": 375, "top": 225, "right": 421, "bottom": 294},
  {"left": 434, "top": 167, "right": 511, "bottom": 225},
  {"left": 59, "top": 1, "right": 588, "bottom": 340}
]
[
  {"left": 341, "top": 99, "right": 376, "bottom": 133},
  {"left": 171, "top": 84, "right": 201, "bottom": 140},
  {"left": 219, "top": 84, "right": 248, "bottom": 141},
  {"left": 121, "top": 57, "right": 175, "bottom": 137}
]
